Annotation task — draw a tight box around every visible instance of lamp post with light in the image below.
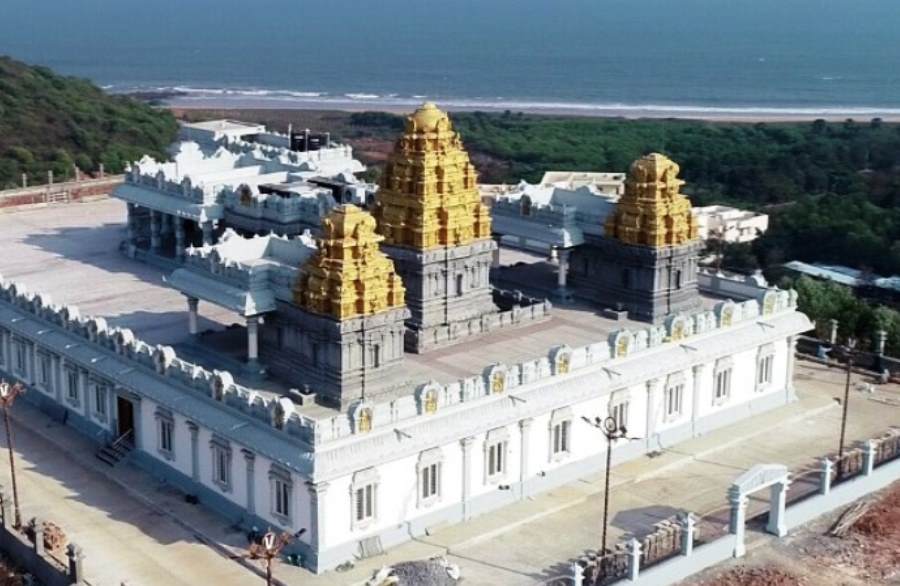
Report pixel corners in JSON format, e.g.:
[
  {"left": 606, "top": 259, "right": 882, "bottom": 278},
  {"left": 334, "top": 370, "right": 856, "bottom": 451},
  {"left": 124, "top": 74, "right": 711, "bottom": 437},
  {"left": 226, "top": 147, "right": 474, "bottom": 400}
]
[
  {"left": 583, "top": 415, "right": 639, "bottom": 556},
  {"left": 836, "top": 337, "right": 857, "bottom": 479},
  {"left": 0, "top": 381, "right": 25, "bottom": 529}
]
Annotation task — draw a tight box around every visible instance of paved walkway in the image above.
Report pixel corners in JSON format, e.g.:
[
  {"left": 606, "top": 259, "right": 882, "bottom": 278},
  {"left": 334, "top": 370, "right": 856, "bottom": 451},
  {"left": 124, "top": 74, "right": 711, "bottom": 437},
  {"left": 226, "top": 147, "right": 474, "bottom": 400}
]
[{"left": 1, "top": 360, "right": 897, "bottom": 586}]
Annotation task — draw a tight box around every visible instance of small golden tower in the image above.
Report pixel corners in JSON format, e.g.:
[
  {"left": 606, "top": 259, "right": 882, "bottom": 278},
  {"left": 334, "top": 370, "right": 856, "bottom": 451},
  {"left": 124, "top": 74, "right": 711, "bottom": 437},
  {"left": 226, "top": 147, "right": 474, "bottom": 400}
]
[
  {"left": 295, "top": 205, "right": 406, "bottom": 320},
  {"left": 605, "top": 153, "right": 699, "bottom": 247},
  {"left": 373, "top": 102, "right": 492, "bottom": 250}
]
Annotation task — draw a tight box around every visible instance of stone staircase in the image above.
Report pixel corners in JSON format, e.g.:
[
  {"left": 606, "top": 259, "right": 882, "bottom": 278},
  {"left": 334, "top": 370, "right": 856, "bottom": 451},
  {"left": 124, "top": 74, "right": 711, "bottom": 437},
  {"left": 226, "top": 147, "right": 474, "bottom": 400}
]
[{"left": 96, "top": 430, "right": 134, "bottom": 466}]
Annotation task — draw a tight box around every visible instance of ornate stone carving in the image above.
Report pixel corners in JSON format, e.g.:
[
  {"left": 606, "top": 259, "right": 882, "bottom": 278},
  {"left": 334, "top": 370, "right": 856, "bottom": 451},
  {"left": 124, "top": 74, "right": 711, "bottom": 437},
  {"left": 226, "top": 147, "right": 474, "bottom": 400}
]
[
  {"left": 373, "top": 102, "right": 492, "bottom": 250},
  {"left": 294, "top": 205, "right": 405, "bottom": 320},
  {"left": 605, "top": 153, "right": 699, "bottom": 247}
]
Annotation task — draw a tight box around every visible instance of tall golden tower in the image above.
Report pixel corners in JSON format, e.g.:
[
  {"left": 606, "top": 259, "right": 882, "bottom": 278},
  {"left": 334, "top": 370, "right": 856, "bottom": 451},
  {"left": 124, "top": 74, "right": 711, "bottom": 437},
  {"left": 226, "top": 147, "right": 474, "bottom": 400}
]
[
  {"left": 569, "top": 153, "right": 702, "bottom": 323},
  {"left": 605, "top": 153, "right": 699, "bottom": 247},
  {"left": 373, "top": 102, "right": 492, "bottom": 250},
  {"left": 295, "top": 204, "right": 406, "bottom": 320},
  {"left": 373, "top": 103, "right": 498, "bottom": 353}
]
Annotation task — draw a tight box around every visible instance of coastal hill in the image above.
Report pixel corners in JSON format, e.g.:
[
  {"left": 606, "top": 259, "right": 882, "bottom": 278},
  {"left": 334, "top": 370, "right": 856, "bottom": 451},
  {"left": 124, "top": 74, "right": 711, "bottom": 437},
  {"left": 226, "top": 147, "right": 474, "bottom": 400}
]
[{"left": 0, "top": 56, "right": 177, "bottom": 189}]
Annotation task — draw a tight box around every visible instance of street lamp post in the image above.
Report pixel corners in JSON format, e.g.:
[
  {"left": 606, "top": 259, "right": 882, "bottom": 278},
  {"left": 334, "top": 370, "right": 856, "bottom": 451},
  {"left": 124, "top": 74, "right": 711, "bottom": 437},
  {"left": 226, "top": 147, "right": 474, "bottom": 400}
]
[
  {"left": 0, "top": 381, "right": 25, "bottom": 529},
  {"left": 836, "top": 338, "right": 857, "bottom": 479},
  {"left": 583, "top": 415, "right": 634, "bottom": 555},
  {"left": 249, "top": 530, "right": 293, "bottom": 586}
]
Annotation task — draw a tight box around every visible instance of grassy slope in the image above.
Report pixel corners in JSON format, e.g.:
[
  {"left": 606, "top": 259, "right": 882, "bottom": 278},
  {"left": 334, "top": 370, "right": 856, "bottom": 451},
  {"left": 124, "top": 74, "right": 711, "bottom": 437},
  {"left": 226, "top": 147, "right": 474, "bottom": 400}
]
[{"left": 0, "top": 56, "right": 178, "bottom": 188}]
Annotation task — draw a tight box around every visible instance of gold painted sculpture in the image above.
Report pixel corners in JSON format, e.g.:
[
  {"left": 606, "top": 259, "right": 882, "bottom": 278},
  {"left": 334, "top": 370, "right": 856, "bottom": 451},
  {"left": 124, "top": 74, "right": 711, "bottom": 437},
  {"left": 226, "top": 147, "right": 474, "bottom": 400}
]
[
  {"left": 295, "top": 205, "right": 406, "bottom": 320},
  {"left": 605, "top": 153, "right": 699, "bottom": 247},
  {"left": 373, "top": 102, "right": 492, "bottom": 250}
]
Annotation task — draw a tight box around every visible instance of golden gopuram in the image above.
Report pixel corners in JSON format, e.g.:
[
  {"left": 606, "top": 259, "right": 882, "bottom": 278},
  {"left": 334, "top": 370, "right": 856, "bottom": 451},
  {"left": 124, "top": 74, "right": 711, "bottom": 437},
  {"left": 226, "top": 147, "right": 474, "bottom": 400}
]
[
  {"left": 373, "top": 102, "right": 492, "bottom": 250},
  {"left": 605, "top": 153, "right": 699, "bottom": 248},
  {"left": 296, "top": 205, "right": 405, "bottom": 320}
]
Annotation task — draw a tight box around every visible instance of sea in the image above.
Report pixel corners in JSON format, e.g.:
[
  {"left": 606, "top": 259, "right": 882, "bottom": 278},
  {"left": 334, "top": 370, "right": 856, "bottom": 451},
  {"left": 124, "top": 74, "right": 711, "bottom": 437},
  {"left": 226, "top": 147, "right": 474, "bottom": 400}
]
[{"left": 2, "top": 0, "right": 900, "bottom": 118}]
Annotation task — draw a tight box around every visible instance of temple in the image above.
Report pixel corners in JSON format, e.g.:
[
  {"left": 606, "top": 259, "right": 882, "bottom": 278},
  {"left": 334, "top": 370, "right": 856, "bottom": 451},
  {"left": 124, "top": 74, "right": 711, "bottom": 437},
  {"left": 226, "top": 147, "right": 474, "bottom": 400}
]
[{"left": 0, "top": 104, "right": 811, "bottom": 574}]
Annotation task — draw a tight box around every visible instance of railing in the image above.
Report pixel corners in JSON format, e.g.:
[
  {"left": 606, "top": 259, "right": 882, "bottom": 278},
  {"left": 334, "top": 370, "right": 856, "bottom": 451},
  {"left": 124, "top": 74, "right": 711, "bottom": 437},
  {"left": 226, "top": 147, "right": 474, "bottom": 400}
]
[{"left": 111, "top": 429, "right": 134, "bottom": 450}]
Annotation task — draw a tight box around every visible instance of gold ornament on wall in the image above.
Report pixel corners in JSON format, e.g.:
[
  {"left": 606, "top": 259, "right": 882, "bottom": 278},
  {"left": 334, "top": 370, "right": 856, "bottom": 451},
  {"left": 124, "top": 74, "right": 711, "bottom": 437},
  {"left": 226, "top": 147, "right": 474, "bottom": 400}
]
[{"left": 372, "top": 102, "right": 492, "bottom": 250}]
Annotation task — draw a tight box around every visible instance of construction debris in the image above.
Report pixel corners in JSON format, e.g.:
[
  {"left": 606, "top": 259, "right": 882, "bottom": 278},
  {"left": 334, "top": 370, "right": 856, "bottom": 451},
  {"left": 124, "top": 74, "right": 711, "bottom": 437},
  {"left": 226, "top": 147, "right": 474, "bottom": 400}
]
[
  {"left": 828, "top": 500, "right": 872, "bottom": 537},
  {"left": 366, "top": 556, "right": 461, "bottom": 586}
]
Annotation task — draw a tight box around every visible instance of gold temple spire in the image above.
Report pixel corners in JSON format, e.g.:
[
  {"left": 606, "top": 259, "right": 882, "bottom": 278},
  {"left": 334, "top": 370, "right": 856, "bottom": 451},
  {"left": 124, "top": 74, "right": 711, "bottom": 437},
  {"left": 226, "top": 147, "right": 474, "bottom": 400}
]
[
  {"left": 295, "top": 205, "right": 406, "bottom": 320},
  {"left": 373, "top": 102, "right": 491, "bottom": 250},
  {"left": 605, "top": 153, "right": 699, "bottom": 247}
]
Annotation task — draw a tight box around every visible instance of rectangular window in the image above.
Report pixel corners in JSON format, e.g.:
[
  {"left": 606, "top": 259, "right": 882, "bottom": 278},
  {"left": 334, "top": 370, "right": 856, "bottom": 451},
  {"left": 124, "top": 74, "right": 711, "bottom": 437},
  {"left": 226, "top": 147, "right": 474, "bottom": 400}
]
[
  {"left": 487, "top": 441, "right": 506, "bottom": 478},
  {"left": 93, "top": 384, "right": 107, "bottom": 417},
  {"left": 38, "top": 354, "right": 52, "bottom": 390},
  {"left": 211, "top": 442, "right": 232, "bottom": 490},
  {"left": 354, "top": 484, "right": 375, "bottom": 523},
  {"left": 665, "top": 384, "right": 684, "bottom": 418},
  {"left": 66, "top": 369, "right": 79, "bottom": 402},
  {"left": 421, "top": 462, "right": 439, "bottom": 500},
  {"left": 715, "top": 369, "right": 732, "bottom": 402},
  {"left": 159, "top": 419, "right": 173, "bottom": 454},
  {"left": 552, "top": 420, "right": 571, "bottom": 456},
  {"left": 611, "top": 402, "right": 629, "bottom": 431},
  {"left": 14, "top": 342, "right": 26, "bottom": 375},
  {"left": 757, "top": 355, "right": 773, "bottom": 388},
  {"left": 274, "top": 477, "right": 291, "bottom": 518}
]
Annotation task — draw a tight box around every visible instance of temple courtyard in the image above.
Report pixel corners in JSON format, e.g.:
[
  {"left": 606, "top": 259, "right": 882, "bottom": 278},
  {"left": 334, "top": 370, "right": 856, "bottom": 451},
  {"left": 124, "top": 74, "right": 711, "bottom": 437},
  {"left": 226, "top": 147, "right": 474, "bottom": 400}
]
[{"left": 1, "top": 199, "right": 898, "bottom": 585}]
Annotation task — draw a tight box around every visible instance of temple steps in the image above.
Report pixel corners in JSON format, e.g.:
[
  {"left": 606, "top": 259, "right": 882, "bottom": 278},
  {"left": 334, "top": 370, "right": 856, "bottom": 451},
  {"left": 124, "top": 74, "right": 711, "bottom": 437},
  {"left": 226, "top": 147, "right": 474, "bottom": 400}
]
[{"left": 96, "top": 432, "right": 134, "bottom": 467}]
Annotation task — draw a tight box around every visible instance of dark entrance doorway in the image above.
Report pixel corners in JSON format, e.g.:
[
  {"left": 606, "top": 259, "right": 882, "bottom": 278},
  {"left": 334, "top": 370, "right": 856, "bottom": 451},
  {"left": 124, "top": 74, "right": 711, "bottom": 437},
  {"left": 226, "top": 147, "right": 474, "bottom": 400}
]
[{"left": 116, "top": 396, "right": 135, "bottom": 443}]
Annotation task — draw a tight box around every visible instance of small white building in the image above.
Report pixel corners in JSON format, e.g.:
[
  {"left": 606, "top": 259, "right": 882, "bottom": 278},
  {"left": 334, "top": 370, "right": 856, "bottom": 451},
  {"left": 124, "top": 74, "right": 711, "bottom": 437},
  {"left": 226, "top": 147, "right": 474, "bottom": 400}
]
[{"left": 694, "top": 205, "right": 769, "bottom": 243}]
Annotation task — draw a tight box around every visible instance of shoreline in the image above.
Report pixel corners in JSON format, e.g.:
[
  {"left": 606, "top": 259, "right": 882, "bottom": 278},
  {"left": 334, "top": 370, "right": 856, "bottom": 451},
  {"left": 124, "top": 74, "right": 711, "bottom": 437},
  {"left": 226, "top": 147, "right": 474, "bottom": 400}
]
[{"left": 159, "top": 95, "right": 900, "bottom": 123}]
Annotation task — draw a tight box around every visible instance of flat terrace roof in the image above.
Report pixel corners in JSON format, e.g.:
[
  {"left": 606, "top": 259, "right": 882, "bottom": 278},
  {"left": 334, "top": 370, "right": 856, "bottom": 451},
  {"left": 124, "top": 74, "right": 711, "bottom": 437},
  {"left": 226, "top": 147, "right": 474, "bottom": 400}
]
[{"left": 0, "top": 199, "right": 720, "bottom": 420}]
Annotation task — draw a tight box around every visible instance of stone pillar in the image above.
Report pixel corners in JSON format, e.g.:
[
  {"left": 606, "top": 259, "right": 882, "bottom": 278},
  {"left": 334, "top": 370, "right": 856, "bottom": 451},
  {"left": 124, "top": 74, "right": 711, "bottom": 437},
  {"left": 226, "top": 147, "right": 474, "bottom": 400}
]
[
  {"left": 557, "top": 249, "right": 569, "bottom": 288},
  {"left": 31, "top": 518, "right": 44, "bottom": 556},
  {"left": 829, "top": 319, "right": 839, "bottom": 346},
  {"left": 681, "top": 512, "right": 695, "bottom": 556},
  {"left": 187, "top": 421, "right": 200, "bottom": 482},
  {"left": 48, "top": 170, "right": 54, "bottom": 186},
  {"left": 21, "top": 174, "right": 27, "bottom": 189},
  {"left": 125, "top": 203, "right": 137, "bottom": 245},
  {"left": 820, "top": 458, "right": 833, "bottom": 495},
  {"left": 571, "top": 562, "right": 584, "bottom": 586},
  {"left": 728, "top": 489, "right": 748, "bottom": 557},
  {"left": 518, "top": 418, "right": 532, "bottom": 500},
  {"left": 307, "top": 481, "right": 328, "bottom": 549},
  {"left": 461, "top": 436, "right": 475, "bottom": 520},
  {"left": 864, "top": 439, "right": 877, "bottom": 475},
  {"left": 201, "top": 221, "right": 214, "bottom": 246},
  {"left": 691, "top": 364, "right": 705, "bottom": 436},
  {"left": 242, "top": 449, "right": 256, "bottom": 515},
  {"left": 627, "top": 538, "right": 641, "bottom": 581},
  {"left": 246, "top": 316, "right": 259, "bottom": 363},
  {"left": 99, "top": 163, "right": 105, "bottom": 179},
  {"left": 174, "top": 217, "right": 186, "bottom": 261},
  {"left": 491, "top": 236, "right": 502, "bottom": 268},
  {"left": 67, "top": 543, "right": 85, "bottom": 585},
  {"left": 187, "top": 297, "right": 199, "bottom": 336},
  {"left": 150, "top": 210, "right": 161, "bottom": 253},
  {"left": 766, "top": 481, "right": 788, "bottom": 537}
]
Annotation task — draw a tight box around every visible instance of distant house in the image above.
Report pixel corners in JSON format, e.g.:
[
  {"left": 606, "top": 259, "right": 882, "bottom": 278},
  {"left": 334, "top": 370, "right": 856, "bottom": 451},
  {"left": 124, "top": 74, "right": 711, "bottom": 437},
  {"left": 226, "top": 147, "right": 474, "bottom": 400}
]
[
  {"left": 694, "top": 205, "right": 769, "bottom": 243},
  {"left": 783, "top": 261, "right": 900, "bottom": 305}
]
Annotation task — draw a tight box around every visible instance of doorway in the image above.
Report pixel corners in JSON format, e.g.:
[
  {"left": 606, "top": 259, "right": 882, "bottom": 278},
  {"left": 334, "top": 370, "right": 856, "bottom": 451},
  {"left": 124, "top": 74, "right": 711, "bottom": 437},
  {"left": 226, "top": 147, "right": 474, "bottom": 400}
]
[{"left": 116, "top": 396, "right": 135, "bottom": 444}]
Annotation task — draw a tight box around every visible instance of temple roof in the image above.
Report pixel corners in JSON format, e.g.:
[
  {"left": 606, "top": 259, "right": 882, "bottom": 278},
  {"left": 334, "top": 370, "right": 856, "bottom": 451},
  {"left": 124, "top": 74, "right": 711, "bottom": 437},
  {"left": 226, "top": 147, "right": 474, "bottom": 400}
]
[
  {"left": 373, "top": 102, "right": 491, "bottom": 250},
  {"left": 604, "top": 153, "right": 699, "bottom": 247},
  {"left": 295, "top": 205, "right": 406, "bottom": 320}
]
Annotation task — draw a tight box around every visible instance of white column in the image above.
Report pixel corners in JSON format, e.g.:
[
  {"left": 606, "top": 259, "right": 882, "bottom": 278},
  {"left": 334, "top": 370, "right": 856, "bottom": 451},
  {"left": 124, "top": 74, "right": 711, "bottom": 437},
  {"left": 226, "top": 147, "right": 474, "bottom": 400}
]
[
  {"left": 174, "top": 217, "right": 186, "bottom": 261},
  {"left": 150, "top": 210, "right": 161, "bottom": 253},
  {"left": 728, "top": 489, "right": 748, "bottom": 557},
  {"left": 820, "top": 458, "right": 833, "bottom": 495},
  {"left": 864, "top": 439, "right": 877, "bottom": 475},
  {"left": 246, "top": 316, "right": 259, "bottom": 363},
  {"left": 518, "top": 418, "right": 532, "bottom": 500},
  {"left": 681, "top": 512, "right": 695, "bottom": 556},
  {"left": 784, "top": 335, "right": 796, "bottom": 399},
  {"left": 557, "top": 249, "right": 569, "bottom": 289},
  {"left": 242, "top": 449, "right": 256, "bottom": 515},
  {"left": 766, "top": 481, "right": 788, "bottom": 537},
  {"left": 461, "top": 436, "right": 475, "bottom": 520},
  {"left": 187, "top": 297, "right": 199, "bottom": 335},
  {"left": 645, "top": 377, "right": 661, "bottom": 450},
  {"left": 691, "top": 363, "right": 705, "bottom": 436},
  {"left": 201, "top": 221, "right": 214, "bottom": 246},
  {"left": 308, "top": 482, "right": 328, "bottom": 549},
  {"left": 187, "top": 422, "right": 200, "bottom": 482},
  {"left": 627, "top": 538, "right": 641, "bottom": 581}
]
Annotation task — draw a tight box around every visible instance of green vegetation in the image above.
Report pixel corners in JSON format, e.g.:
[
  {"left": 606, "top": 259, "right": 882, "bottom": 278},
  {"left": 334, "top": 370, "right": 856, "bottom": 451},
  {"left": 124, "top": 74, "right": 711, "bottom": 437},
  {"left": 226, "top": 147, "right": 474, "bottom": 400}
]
[
  {"left": 352, "top": 110, "right": 900, "bottom": 276},
  {"left": 780, "top": 275, "right": 900, "bottom": 355},
  {"left": 0, "top": 56, "right": 178, "bottom": 188}
]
